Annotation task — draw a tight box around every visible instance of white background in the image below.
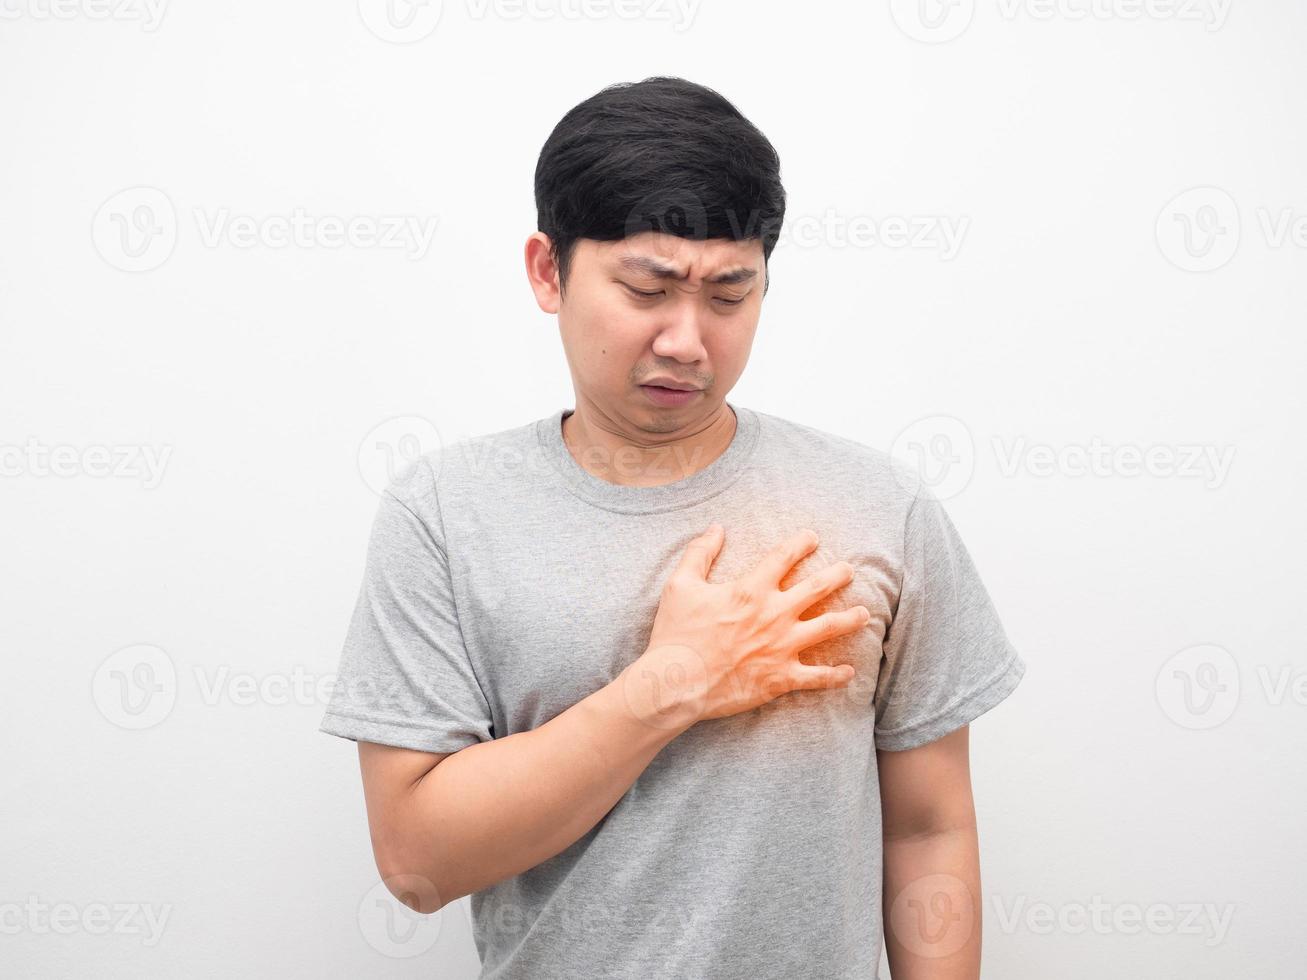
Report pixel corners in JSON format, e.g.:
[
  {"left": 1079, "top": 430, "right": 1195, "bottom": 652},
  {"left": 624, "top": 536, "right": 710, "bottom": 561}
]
[{"left": 2, "top": 1, "right": 1303, "bottom": 977}]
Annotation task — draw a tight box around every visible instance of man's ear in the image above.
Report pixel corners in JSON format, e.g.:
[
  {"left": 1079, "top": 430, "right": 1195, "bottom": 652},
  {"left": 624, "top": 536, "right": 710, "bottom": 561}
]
[{"left": 524, "top": 232, "right": 562, "bottom": 314}]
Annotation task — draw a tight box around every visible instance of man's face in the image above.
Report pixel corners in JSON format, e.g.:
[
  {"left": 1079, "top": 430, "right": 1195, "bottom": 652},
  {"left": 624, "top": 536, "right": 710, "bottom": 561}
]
[{"left": 552, "top": 231, "right": 765, "bottom": 434}]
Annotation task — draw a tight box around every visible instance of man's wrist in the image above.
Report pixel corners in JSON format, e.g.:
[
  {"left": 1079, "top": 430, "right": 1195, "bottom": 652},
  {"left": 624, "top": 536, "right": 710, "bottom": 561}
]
[{"left": 605, "top": 644, "right": 706, "bottom": 738}]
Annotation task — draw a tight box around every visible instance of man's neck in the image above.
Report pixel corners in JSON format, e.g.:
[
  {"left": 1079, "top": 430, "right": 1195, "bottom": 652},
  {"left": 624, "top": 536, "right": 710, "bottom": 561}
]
[{"left": 561, "top": 400, "right": 738, "bottom": 488}]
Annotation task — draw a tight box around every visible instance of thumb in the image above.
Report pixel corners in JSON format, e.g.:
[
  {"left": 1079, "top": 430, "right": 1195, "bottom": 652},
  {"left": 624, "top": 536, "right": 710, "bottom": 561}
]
[{"left": 674, "top": 523, "right": 724, "bottom": 581}]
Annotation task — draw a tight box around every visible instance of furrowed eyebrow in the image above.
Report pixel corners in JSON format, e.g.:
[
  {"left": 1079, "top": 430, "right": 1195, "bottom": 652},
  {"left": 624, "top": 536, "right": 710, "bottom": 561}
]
[{"left": 617, "top": 255, "right": 758, "bottom": 286}]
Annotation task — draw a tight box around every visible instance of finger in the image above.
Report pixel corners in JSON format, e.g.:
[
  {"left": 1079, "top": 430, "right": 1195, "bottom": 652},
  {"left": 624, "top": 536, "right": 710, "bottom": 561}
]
[
  {"left": 672, "top": 523, "right": 725, "bottom": 582},
  {"left": 783, "top": 560, "right": 856, "bottom": 616},
  {"left": 751, "top": 528, "right": 820, "bottom": 589},
  {"left": 787, "top": 662, "right": 856, "bottom": 692},
  {"left": 790, "top": 605, "right": 871, "bottom": 653}
]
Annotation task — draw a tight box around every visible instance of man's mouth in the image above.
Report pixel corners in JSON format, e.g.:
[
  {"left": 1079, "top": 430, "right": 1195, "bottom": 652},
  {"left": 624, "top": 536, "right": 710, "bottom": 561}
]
[
  {"left": 640, "top": 384, "right": 702, "bottom": 406},
  {"left": 641, "top": 378, "right": 701, "bottom": 391}
]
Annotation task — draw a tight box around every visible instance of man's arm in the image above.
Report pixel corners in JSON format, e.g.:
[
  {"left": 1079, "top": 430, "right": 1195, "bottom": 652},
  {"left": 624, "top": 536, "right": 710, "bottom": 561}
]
[
  {"left": 358, "top": 647, "right": 697, "bottom": 913},
  {"left": 878, "top": 725, "right": 982, "bottom": 980}
]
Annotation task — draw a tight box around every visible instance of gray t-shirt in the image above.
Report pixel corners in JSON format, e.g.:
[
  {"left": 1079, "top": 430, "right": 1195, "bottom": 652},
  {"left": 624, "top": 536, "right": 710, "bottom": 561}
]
[{"left": 320, "top": 401, "right": 1026, "bottom": 979}]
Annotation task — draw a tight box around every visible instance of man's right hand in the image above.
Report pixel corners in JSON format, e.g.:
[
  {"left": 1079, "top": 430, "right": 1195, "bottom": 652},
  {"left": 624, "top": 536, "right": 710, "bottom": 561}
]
[{"left": 630, "top": 524, "right": 870, "bottom": 727}]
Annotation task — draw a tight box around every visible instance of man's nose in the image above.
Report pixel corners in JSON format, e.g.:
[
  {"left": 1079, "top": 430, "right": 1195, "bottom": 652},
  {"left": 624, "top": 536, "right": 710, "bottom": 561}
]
[{"left": 651, "top": 300, "right": 708, "bottom": 363}]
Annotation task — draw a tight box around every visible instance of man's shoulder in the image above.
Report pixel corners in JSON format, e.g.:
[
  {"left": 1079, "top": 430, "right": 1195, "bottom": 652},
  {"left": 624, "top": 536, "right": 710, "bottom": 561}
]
[
  {"left": 382, "top": 415, "right": 544, "bottom": 514},
  {"left": 750, "top": 407, "right": 924, "bottom": 506}
]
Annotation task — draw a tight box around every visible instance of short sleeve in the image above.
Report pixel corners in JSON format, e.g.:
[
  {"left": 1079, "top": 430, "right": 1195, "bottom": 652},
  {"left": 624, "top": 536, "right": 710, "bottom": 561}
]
[
  {"left": 319, "top": 460, "right": 494, "bottom": 755},
  {"left": 873, "top": 483, "right": 1027, "bottom": 751}
]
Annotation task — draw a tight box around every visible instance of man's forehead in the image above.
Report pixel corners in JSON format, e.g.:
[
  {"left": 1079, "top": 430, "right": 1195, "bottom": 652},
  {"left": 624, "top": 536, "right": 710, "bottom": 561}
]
[{"left": 597, "top": 236, "right": 762, "bottom": 284}]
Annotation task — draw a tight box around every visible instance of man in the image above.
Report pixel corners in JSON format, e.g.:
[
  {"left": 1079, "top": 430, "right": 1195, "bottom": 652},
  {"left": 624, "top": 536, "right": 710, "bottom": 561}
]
[{"left": 320, "top": 76, "right": 1026, "bottom": 979}]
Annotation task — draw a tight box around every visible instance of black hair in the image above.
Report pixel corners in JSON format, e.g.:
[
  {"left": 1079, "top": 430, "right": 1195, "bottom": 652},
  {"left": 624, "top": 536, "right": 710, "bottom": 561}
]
[{"left": 533, "top": 76, "right": 786, "bottom": 297}]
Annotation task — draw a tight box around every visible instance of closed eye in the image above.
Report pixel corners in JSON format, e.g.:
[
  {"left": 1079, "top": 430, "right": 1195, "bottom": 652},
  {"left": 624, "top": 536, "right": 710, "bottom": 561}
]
[{"left": 623, "top": 284, "right": 746, "bottom": 306}]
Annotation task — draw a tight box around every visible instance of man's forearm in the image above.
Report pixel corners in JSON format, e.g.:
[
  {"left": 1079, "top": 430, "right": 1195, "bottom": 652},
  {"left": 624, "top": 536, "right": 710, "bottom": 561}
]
[
  {"left": 383, "top": 648, "right": 696, "bottom": 909},
  {"left": 882, "top": 826, "right": 982, "bottom": 979}
]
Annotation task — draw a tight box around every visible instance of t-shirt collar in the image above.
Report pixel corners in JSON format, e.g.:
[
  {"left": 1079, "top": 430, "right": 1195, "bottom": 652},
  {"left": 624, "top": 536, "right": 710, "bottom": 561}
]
[{"left": 535, "top": 400, "right": 761, "bottom": 515}]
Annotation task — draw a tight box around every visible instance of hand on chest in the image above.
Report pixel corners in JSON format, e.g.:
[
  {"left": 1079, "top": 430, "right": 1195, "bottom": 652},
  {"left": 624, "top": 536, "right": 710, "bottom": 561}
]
[{"left": 452, "top": 508, "right": 897, "bottom": 733}]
